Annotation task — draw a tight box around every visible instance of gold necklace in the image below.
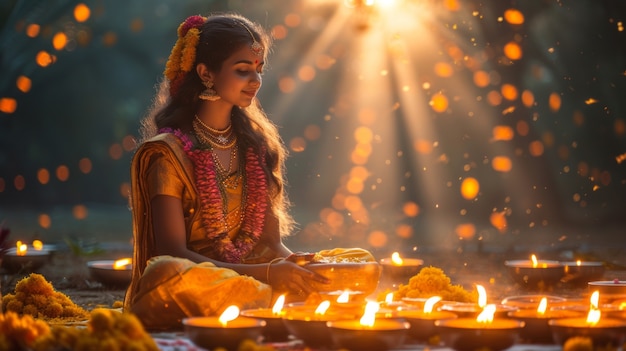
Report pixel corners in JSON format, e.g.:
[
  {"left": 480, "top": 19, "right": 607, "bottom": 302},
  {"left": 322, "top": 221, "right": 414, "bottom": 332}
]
[
  {"left": 194, "top": 114, "right": 232, "bottom": 134},
  {"left": 193, "top": 119, "right": 237, "bottom": 149}
]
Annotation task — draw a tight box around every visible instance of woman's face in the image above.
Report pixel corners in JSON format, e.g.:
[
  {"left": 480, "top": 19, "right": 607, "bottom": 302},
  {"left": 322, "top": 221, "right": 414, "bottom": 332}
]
[{"left": 211, "top": 45, "right": 264, "bottom": 107}]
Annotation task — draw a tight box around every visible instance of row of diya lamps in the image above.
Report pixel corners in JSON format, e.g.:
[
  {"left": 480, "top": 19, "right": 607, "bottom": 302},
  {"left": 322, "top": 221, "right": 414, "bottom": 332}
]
[
  {"left": 182, "top": 285, "right": 626, "bottom": 351},
  {"left": 0, "top": 240, "right": 132, "bottom": 288},
  {"left": 504, "top": 254, "right": 609, "bottom": 288}
]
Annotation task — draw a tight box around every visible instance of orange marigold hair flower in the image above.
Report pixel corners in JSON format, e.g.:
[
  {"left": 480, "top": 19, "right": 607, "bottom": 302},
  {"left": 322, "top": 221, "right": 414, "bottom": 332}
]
[{"left": 164, "top": 15, "right": 206, "bottom": 97}]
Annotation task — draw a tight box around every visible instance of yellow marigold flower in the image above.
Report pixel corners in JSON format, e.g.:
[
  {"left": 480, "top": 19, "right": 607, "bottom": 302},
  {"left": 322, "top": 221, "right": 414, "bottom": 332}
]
[
  {"left": 180, "top": 27, "right": 200, "bottom": 73},
  {"left": 164, "top": 40, "right": 184, "bottom": 80}
]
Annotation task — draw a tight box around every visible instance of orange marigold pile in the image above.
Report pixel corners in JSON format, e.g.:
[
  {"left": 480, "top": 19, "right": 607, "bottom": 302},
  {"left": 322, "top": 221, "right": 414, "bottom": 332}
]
[
  {"left": 391, "top": 266, "right": 477, "bottom": 302},
  {"left": 2, "top": 273, "right": 89, "bottom": 321}
]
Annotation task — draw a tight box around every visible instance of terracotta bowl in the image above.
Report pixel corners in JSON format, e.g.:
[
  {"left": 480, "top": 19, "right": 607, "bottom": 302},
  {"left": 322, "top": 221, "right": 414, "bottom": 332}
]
[
  {"left": 304, "top": 261, "right": 382, "bottom": 297},
  {"left": 561, "top": 261, "right": 606, "bottom": 286},
  {"left": 87, "top": 260, "right": 132, "bottom": 288},
  {"left": 2, "top": 248, "right": 51, "bottom": 273},
  {"left": 436, "top": 318, "right": 525, "bottom": 351},
  {"left": 504, "top": 260, "right": 564, "bottom": 289},
  {"left": 183, "top": 316, "right": 265, "bottom": 351},
  {"left": 327, "top": 318, "right": 410, "bottom": 351}
]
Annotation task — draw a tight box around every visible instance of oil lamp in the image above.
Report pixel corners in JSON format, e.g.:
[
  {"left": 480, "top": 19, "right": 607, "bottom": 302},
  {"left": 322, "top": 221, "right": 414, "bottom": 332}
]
[
  {"left": 505, "top": 254, "right": 564, "bottom": 289},
  {"left": 2, "top": 240, "right": 51, "bottom": 273},
  {"left": 396, "top": 296, "right": 458, "bottom": 342},
  {"left": 240, "top": 294, "right": 290, "bottom": 342},
  {"left": 184, "top": 305, "right": 266, "bottom": 351},
  {"left": 327, "top": 301, "right": 410, "bottom": 351},
  {"left": 508, "top": 296, "right": 583, "bottom": 343},
  {"left": 436, "top": 304, "right": 525, "bottom": 351},
  {"left": 379, "top": 252, "right": 423, "bottom": 282},
  {"left": 86, "top": 258, "right": 132, "bottom": 287},
  {"left": 549, "top": 291, "right": 626, "bottom": 348}
]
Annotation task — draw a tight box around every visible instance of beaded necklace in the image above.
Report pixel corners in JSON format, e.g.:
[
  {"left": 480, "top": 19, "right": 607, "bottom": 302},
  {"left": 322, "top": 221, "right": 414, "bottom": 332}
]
[{"left": 159, "top": 127, "right": 268, "bottom": 263}]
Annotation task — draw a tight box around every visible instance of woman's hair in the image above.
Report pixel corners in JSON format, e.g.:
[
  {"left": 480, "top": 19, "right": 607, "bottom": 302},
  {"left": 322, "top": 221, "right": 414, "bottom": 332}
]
[{"left": 138, "top": 13, "right": 295, "bottom": 236}]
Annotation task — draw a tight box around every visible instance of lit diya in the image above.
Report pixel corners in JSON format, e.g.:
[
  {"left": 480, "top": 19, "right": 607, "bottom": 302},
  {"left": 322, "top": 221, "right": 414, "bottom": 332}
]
[
  {"left": 379, "top": 252, "right": 423, "bottom": 282},
  {"left": 87, "top": 258, "right": 132, "bottom": 288},
  {"left": 2, "top": 240, "right": 51, "bottom": 273},
  {"left": 183, "top": 305, "right": 266, "bottom": 351},
  {"left": 327, "top": 301, "right": 410, "bottom": 351},
  {"left": 508, "top": 296, "right": 584, "bottom": 343},
  {"left": 240, "top": 294, "right": 291, "bottom": 342},
  {"left": 282, "top": 300, "right": 340, "bottom": 348},
  {"left": 436, "top": 304, "right": 525, "bottom": 351},
  {"left": 561, "top": 260, "right": 606, "bottom": 286},
  {"left": 323, "top": 289, "right": 368, "bottom": 319},
  {"left": 549, "top": 291, "right": 626, "bottom": 348},
  {"left": 504, "top": 254, "right": 564, "bottom": 289},
  {"left": 396, "top": 296, "right": 458, "bottom": 342},
  {"left": 440, "top": 284, "right": 516, "bottom": 318}
]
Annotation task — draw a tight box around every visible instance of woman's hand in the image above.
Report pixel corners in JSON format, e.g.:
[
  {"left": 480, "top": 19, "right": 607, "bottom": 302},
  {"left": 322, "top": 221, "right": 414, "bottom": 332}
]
[
  {"left": 267, "top": 258, "right": 329, "bottom": 297},
  {"left": 284, "top": 252, "right": 316, "bottom": 266}
]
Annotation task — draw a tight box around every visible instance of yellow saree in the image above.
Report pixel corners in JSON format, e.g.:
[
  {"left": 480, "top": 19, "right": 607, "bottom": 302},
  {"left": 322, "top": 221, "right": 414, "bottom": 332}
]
[{"left": 125, "top": 133, "right": 376, "bottom": 330}]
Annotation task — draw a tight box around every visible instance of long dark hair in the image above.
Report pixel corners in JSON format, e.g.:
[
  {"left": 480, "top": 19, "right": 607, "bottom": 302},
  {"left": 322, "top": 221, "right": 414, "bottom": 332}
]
[{"left": 138, "top": 13, "right": 294, "bottom": 236}]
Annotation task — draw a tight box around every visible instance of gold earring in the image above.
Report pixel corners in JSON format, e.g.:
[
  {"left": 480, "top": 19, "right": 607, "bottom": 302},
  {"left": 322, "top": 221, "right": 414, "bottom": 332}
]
[{"left": 199, "top": 80, "right": 220, "bottom": 101}]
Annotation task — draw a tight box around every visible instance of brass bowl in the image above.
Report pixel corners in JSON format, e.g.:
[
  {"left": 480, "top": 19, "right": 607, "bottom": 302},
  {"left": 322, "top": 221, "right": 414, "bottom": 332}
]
[
  {"left": 304, "top": 261, "right": 382, "bottom": 296},
  {"left": 1, "top": 248, "right": 51, "bottom": 273}
]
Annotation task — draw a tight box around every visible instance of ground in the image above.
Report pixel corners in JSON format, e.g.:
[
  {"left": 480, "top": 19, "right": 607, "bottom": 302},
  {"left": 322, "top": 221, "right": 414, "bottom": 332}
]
[{"left": 2, "top": 240, "right": 625, "bottom": 313}]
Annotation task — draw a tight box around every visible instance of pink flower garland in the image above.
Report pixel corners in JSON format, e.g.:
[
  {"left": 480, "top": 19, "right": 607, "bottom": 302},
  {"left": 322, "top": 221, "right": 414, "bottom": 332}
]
[{"left": 160, "top": 128, "right": 268, "bottom": 263}]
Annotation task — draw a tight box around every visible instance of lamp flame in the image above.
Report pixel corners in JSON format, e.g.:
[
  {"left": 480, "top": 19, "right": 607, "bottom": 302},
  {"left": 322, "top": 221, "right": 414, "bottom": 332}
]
[
  {"left": 590, "top": 291, "right": 599, "bottom": 310},
  {"left": 16, "top": 241, "right": 27, "bottom": 256},
  {"left": 218, "top": 305, "right": 240, "bottom": 326},
  {"left": 32, "top": 240, "right": 43, "bottom": 251},
  {"left": 586, "top": 291, "right": 601, "bottom": 326},
  {"left": 537, "top": 297, "right": 548, "bottom": 315},
  {"left": 423, "top": 296, "right": 442, "bottom": 313},
  {"left": 576, "top": 260, "right": 582, "bottom": 266},
  {"left": 531, "top": 254, "right": 538, "bottom": 268},
  {"left": 337, "top": 290, "right": 350, "bottom": 303},
  {"left": 113, "top": 258, "right": 132, "bottom": 270},
  {"left": 315, "top": 300, "right": 331, "bottom": 315},
  {"left": 359, "top": 301, "right": 380, "bottom": 327},
  {"left": 586, "top": 308, "right": 601, "bottom": 326},
  {"left": 385, "top": 292, "right": 394, "bottom": 304},
  {"left": 476, "top": 304, "right": 496, "bottom": 324},
  {"left": 391, "top": 252, "right": 403, "bottom": 265},
  {"left": 476, "top": 284, "right": 487, "bottom": 308},
  {"left": 272, "top": 294, "right": 285, "bottom": 315}
]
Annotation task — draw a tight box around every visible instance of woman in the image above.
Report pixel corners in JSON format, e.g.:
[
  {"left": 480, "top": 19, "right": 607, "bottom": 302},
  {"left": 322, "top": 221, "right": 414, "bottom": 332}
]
[{"left": 124, "top": 13, "right": 373, "bottom": 330}]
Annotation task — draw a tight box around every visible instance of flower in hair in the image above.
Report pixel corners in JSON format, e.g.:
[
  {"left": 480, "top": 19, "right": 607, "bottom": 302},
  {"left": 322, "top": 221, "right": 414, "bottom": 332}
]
[
  {"left": 179, "top": 15, "right": 206, "bottom": 37},
  {"left": 164, "top": 15, "right": 206, "bottom": 97}
]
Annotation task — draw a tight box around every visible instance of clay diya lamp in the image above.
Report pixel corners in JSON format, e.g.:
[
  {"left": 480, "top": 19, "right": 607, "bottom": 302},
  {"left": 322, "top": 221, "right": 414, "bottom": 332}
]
[
  {"left": 436, "top": 304, "right": 525, "bottom": 351},
  {"left": 396, "top": 296, "right": 458, "bottom": 343},
  {"left": 240, "top": 294, "right": 290, "bottom": 342},
  {"left": 440, "top": 284, "right": 517, "bottom": 319},
  {"left": 327, "top": 301, "right": 410, "bottom": 351},
  {"left": 504, "top": 254, "right": 564, "bottom": 290},
  {"left": 549, "top": 290, "right": 626, "bottom": 348},
  {"left": 282, "top": 300, "right": 342, "bottom": 349},
  {"left": 500, "top": 294, "right": 568, "bottom": 309},
  {"left": 2, "top": 241, "right": 51, "bottom": 273},
  {"left": 507, "top": 296, "right": 584, "bottom": 343},
  {"left": 379, "top": 252, "right": 423, "bottom": 283},
  {"left": 561, "top": 260, "right": 606, "bottom": 286},
  {"left": 86, "top": 258, "right": 132, "bottom": 288},
  {"left": 183, "top": 306, "right": 265, "bottom": 351},
  {"left": 322, "top": 289, "right": 368, "bottom": 319}
]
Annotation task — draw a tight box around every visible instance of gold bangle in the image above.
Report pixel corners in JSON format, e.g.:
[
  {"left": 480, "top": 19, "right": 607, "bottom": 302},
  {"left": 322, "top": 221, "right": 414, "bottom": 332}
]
[{"left": 266, "top": 257, "right": 284, "bottom": 284}]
